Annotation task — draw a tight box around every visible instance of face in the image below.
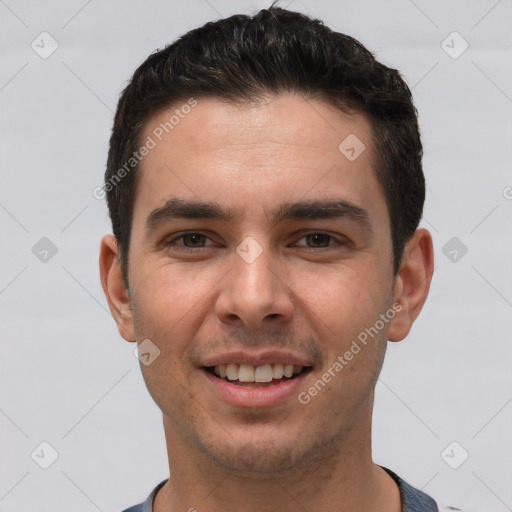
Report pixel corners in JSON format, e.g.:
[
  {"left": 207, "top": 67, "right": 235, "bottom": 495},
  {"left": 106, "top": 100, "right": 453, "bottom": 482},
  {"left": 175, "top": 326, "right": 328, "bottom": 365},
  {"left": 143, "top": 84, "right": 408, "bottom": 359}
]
[{"left": 102, "top": 94, "right": 426, "bottom": 475}]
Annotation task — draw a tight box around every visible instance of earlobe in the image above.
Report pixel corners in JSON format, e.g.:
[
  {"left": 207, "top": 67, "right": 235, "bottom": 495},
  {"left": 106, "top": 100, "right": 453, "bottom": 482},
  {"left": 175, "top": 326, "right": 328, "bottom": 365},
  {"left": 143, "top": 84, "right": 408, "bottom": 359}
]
[
  {"left": 99, "top": 235, "right": 136, "bottom": 342},
  {"left": 388, "top": 228, "right": 434, "bottom": 342}
]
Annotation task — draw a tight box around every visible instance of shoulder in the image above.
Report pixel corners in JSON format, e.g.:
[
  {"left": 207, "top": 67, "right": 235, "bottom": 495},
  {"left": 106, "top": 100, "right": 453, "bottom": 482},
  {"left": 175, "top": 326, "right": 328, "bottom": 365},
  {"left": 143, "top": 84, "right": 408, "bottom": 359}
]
[
  {"left": 382, "top": 466, "right": 438, "bottom": 511},
  {"left": 119, "top": 480, "right": 168, "bottom": 512},
  {"left": 438, "top": 508, "right": 476, "bottom": 512},
  {"left": 382, "top": 467, "right": 473, "bottom": 512},
  {"left": 120, "top": 506, "right": 144, "bottom": 512}
]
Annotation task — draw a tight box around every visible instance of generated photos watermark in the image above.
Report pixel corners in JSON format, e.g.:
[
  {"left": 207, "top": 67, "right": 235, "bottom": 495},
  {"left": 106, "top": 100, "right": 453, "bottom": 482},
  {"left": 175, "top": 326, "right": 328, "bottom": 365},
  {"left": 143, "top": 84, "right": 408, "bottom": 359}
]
[
  {"left": 298, "top": 302, "right": 402, "bottom": 405},
  {"left": 93, "top": 98, "right": 198, "bottom": 200}
]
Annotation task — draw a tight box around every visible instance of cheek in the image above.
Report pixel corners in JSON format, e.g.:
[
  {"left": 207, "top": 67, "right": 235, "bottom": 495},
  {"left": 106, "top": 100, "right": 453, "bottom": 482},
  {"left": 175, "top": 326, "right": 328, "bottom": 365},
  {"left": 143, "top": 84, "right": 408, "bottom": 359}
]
[
  {"left": 292, "top": 262, "right": 390, "bottom": 344},
  {"left": 295, "top": 268, "right": 390, "bottom": 408},
  {"left": 129, "top": 262, "right": 219, "bottom": 352}
]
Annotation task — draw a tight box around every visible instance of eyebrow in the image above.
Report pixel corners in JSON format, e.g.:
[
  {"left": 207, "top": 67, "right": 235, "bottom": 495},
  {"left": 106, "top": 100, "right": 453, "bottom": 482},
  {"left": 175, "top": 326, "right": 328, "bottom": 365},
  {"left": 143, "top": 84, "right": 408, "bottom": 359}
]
[
  {"left": 145, "top": 197, "right": 371, "bottom": 232},
  {"left": 146, "top": 198, "right": 235, "bottom": 231},
  {"left": 273, "top": 200, "right": 371, "bottom": 230}
]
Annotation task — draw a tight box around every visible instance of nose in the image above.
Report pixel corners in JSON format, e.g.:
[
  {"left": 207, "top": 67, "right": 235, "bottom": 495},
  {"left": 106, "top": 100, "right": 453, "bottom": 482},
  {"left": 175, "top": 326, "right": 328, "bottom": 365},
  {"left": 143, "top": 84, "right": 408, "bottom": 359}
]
[{"left": 215, "top": 243, "right": 295, "bottom": 330}]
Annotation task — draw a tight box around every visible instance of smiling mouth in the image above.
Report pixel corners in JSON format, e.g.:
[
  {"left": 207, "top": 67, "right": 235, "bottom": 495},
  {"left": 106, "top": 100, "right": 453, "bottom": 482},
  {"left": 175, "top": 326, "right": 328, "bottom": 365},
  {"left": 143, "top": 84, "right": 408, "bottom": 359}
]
[{"left": 204, "top": 363, "right": 311, "bottom": 387}]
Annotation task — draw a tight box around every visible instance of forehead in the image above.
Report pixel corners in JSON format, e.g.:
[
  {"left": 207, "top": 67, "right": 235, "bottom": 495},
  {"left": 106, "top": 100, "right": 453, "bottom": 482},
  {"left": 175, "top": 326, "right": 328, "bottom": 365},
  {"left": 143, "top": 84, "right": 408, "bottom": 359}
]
[
  {"left": 141, "top": 95, "right": 373, "bottom": 162},
  {"left": 134, "top": 94, "right": 386, "bottom": 225}
]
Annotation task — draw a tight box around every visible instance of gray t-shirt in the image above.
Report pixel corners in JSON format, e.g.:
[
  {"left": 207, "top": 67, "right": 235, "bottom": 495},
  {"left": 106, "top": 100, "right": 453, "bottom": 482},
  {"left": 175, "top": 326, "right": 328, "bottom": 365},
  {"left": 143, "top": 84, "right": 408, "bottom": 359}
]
[{"left": 121, "top": 467, "right": 440, "bottom": 512}]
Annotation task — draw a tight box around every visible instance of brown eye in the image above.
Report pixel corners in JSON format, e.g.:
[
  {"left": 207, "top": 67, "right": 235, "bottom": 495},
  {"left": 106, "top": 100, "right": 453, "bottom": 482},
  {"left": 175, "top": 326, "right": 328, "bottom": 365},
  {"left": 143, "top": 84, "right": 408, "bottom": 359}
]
[
  {"left": 181, "top": 233, "right": 207, "bottom": 247},
  {"left": 164, "top": 232, "right": 215, "bottom": 252},
  {"left": 305, "top": 233, "right": 332, "bottom": 247}
]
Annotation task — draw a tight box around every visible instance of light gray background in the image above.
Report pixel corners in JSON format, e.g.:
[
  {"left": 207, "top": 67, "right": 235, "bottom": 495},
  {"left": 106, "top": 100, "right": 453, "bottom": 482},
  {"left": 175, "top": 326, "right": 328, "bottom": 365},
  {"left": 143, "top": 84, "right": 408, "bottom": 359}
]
[{"left": 0, "top": 0, "right": 511, "bottom": 510}]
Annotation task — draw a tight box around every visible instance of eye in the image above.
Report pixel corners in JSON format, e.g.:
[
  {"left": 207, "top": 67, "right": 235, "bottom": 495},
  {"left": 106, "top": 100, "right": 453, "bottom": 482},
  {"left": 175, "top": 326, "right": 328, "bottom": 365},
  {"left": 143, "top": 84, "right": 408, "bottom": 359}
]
[
  {"left": 304, "top": 233, "right": 331, "bottom": 248},
  {"left": 180, "top": 233, "right": 208, "bottom": 247},
  {"left": 296, "top": 233, "right": 332, "bottom": 248},
  {"left": 165, "top": 232, "right": 215, "bottom": 250},
  {"left": 295, "top": 233, "right": 340, "bottom": 248}
]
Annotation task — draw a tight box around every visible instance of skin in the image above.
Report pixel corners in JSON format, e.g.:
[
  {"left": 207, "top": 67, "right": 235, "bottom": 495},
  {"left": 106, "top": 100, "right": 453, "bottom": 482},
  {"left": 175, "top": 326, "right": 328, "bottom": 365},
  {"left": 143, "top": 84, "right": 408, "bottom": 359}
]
[{"left": 100, "top": 94, "right": 433, "bottom": 512}]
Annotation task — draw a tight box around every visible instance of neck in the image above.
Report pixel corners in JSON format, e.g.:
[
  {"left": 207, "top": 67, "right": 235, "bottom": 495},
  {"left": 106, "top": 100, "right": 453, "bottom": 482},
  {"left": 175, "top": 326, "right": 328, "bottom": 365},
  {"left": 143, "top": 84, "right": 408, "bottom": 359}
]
[{"left": 153, "top": 403, "right": 401, "bottom": 512}]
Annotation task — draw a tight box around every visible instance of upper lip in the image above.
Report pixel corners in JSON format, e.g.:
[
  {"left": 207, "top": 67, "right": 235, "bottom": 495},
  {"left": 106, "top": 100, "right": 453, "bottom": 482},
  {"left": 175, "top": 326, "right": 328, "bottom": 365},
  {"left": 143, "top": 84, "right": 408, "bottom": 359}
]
[{"left": 200, "top": 350, "right": 314, "bottom": 368}]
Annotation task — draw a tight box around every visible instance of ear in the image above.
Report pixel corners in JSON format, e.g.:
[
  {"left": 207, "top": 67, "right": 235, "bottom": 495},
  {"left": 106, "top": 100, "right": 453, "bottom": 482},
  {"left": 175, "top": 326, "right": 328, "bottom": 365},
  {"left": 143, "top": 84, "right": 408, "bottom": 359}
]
[
  {"left": 99, "top": 234, "right": 136, "bottom": 342},
  {"left": 388, "top": 228, "right": 434, "bottom": 342}
]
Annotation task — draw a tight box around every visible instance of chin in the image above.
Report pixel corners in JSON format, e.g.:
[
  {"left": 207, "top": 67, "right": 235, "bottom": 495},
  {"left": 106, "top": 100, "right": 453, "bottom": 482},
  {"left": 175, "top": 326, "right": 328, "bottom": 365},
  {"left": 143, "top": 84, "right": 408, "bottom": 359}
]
[
  {"left": 201, "top": 438, "right": 302, "bottom": 475},
  {"left": 195, "top": 423, "right": 345, "bottom": 477}
]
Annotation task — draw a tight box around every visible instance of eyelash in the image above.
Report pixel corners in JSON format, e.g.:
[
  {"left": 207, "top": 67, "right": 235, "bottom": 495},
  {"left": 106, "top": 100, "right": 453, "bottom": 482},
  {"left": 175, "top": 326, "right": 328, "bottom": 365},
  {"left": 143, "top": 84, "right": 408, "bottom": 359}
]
[
  {"left": 164, "top": 232, "right": 348, "bottom": 252},
  {"left": 165, "top": 233, "right": 216, "bottom": 252}
]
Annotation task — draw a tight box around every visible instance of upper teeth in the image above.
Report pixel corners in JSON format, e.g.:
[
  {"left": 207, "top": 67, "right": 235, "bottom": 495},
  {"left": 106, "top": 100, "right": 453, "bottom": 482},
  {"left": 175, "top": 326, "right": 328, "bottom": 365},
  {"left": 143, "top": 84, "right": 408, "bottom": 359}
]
[{"left": 213, "top": 363, "right": 304, "bottom": 382}]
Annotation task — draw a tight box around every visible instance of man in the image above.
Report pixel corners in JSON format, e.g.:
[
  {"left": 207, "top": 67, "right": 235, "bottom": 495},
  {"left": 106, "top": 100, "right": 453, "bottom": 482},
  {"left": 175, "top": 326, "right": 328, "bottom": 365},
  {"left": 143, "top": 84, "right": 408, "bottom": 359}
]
[{"left": 99, "top": 6, "right": 440, "bottom": 511}]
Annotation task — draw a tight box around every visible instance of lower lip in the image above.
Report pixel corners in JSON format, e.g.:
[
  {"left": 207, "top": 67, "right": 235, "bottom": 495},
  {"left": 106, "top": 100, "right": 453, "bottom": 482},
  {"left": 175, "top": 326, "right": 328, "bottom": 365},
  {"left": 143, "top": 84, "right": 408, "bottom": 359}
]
[{"left": 201, "top": 368, "right": 310, "bottom": 408}]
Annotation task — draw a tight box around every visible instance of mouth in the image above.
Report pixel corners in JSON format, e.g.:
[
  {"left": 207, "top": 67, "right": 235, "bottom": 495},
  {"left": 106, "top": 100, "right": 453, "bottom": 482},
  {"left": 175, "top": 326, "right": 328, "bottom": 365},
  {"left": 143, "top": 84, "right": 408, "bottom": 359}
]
[
  {"left": 201, "top": 363, "right": 312, "bottom": 408},
  {"left": 203, "top": 363, "right": 312, "bottom": 388},
  {"left": 199, "top": 351, "right": 315, "bottom": 408}
]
